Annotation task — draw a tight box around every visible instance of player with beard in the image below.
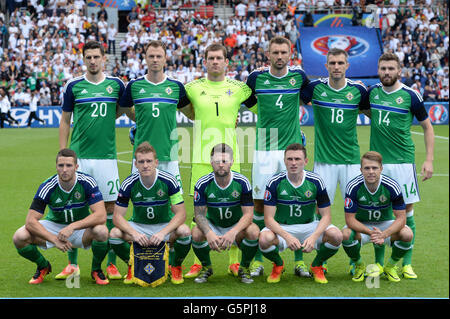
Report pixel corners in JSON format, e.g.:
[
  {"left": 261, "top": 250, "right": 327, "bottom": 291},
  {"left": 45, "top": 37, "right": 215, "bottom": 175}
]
[
  {"left": 243, "top": 37, "right": 310, "bottom": 278},
  {"left": 368, "top": 53, "right": 434, "bottom": 280}
]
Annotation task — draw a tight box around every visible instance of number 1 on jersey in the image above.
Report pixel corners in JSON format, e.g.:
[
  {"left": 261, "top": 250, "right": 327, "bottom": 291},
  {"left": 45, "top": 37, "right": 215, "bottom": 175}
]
[{"left": 215, "top": 102, "right": 219, "bottom": 116}]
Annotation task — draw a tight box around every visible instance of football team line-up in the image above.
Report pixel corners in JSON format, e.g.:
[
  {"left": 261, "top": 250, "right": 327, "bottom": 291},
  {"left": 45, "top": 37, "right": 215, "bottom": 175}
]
[{"left": 13, "top": 36, "right": 434, "bottom": 287}]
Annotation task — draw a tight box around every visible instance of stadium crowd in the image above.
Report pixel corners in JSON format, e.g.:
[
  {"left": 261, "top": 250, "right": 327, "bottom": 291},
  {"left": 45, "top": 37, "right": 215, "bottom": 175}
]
[{"left": 0, "top": 0, "right": 448, "bottom": 111}]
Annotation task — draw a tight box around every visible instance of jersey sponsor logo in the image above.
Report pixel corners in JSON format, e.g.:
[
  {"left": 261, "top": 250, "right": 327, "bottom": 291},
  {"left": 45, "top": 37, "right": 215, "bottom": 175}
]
[
  {"left": 208, "top": 193, "right": 216, "bottom": 199},
  {"left": 139, "top": 88, "right": 146, "bottom": 94},
  {"left": 193, "top": 191, "right": 200, "bottom": 202},
  {"left": 264, "top": 190, "right": 272, "bottom": 201},
  {"left": 55, "top": 197, "right": 63, "bottom": 203},
  {"left": 280, "top": 189, "right": 288, "bottom": 196},
  {"left": 312, "top": 35, "right": 369, "bottom": 57},
  {"left": 264, "top": 80, "right": 270, "bottom": 85},
  {"left": 81, "top": 89, "right": 88, "bottom": 94},
  {"left": 429, "top": 104, "right": 448, "bottom": 124},
  {"left": 344, "top": 197, "right": 353, "bottom": 209}
]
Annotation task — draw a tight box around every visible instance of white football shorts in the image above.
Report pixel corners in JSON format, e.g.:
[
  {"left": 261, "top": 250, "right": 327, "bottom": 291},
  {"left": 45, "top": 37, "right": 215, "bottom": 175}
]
[
  {"left": 313, "top": 162, "right": 361, "bottom": 204},
  {"left": 77, "top": 158, "right": 119, "bottom": 202},
  {"left": 252, "top": 150, "right": 285, "bottom": 200}
]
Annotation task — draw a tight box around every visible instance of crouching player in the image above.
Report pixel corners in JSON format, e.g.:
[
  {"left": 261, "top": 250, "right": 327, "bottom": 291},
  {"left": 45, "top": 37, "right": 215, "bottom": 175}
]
[
  {"left": 258, "top": 143, "right": 343, "bottom": 284},
  {"left": 192, "top": 143, "right": 260, "bottom": 284},
  {"left": 13, "top": 149, "right": 110, "bottom": 284},
  {"left": 109, "top": 142, "right": 191, "bottom": 284},
  {"left": 342, "top": 151, "right": 413, "bottom": 282}
]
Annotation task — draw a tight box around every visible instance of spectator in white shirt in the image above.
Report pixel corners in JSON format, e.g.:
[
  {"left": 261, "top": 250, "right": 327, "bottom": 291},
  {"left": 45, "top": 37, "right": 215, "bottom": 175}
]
[
  {"left": 107, "top": 23, "right": 117, "bottom": 55},
  {"left": 27, "top": 90, "right": 45, "bottom": 127}
]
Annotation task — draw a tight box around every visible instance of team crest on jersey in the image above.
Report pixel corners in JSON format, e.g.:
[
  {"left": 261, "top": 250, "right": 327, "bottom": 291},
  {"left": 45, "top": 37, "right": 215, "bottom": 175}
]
[
  {"left": 165, "top": 87, "right": 173, "bottom": 95},
  {"left": 396, "top": 96, "right": 404, "bottom": 104},
  {"left": 106, "top": 85, "right": 113, "bottom": 94},
  {"left": 193, "top": 191, "right": 200, "bottom": 202},
  {"left": 344, "top": 197, "right": 353, "bottom": 209},
  {"left": 157, "top": 189, "right": 165, "bottom": 197},
  {"left": 231, "top": 190, "right": 240, "bottom": 199},
  {"left": 346, "top": 92, "right": 354, "bottom": 101},
  {"left": 289, "top": 78, "right": 296, "bottom": 86},
  {"left": 304, "top": 190, "right": 313, "bottom": 198},
  {"left": 225, "top": 89, "right": 233, "bottom": 96},
  {"left": 379, "top": 194, "right": 387, "bottom": 203},
  {"left": 74, "top": 191, "right": 82, "bottom": 200}
]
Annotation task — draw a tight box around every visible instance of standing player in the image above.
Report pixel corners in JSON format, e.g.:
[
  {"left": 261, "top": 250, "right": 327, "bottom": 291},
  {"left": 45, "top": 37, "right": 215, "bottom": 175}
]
[
  {"left": 300, "top": 48, "right": 370, "bottom": 273},
  {"left": 342, "top": 151, "right": 413, "bottom": 282},
  {"left": 259, "top": 143, "right": 342, "bottom": 284},
  {"left": 192, "top": 143, "right": 259, "bottom": 284},
  {"left": 369, "top": 53, "right": 434, "bottom": 279},
  {"left": 243, "top": 36, "right": 310, "bottom": 277},
  {"left": 109, "top": 142, "right": 191, "bottom": 285},
  {"left": 59, "top": 41, "right": 128, "bottom": 281},
  {"left": 184, "top": 43, "right": 252, "bottom": 278},
  {"left": 12, "top": 149, "right": 110, "bottom": 285},
  {"left": 119, "top": 40, "right": 193, "bottom": 180}
]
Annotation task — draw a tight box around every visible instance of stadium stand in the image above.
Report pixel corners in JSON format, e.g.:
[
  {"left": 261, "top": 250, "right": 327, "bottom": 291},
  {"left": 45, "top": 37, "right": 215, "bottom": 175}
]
[{"left": 0, "top": 0, "right": 448, "bottom": 110}]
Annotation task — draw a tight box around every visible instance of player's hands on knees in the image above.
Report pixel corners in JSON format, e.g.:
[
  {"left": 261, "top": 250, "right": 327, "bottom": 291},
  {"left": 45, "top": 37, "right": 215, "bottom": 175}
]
[
  {"left": 286, "top": 234, "right": 302, "bottom": 251},
  {"left": 369, "top": 227, "right": 385, "bottom": 245},
  {"left": 55, "top": 238, "right": 73, "bottom": 252},
  {"left": 58, "top": 225, "right": 74, "bottom": 243},
  {"left": 301, "top": 236, "right": 316, "bottom": 253},
  {"left": 132, "top": 232, "right": 151, "bottom": 247},
  {"left": 219, "top": 231, "right": 236, "bottom": 251},
  {"left": 206, "top": 231, "right": 222, "bottom": 252},
  {"left": 149, "top": 232, "right": 165, "bottom": 246}
]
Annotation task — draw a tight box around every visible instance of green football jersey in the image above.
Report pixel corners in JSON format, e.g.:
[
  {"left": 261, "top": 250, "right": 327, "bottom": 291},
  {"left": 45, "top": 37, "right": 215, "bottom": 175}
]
[
  {"left": 31, "top": 172, "right": 103, "bottom": 225},
  {"left": 344, "top": 174, "right": 406, "bottom": 222},
  {"left": 185, "top": 78, "right": 252, "bottom": 164},
  {"left": 301, "top": 78, "right": 369, "bottom": 164},
  {"left": 193, "top": 171, "right": 253, "bottom": 228},
  {"left": 264, "top": 170, "right": 330, "bottom": 225},
  {"left": 116, "top": 169, "right": 184, "bottom": 224},
  {"left": 62, "top": 75, "right": 125, "bottom": 159},
  {"left": 369, "top": 83, "right": 429, "bottom": 164},
  {"left": 120, "top": 75, "right": 190, "bottom": 162},
  {"left": 244, "top": 67, "right": 310, "bottom": 151}
]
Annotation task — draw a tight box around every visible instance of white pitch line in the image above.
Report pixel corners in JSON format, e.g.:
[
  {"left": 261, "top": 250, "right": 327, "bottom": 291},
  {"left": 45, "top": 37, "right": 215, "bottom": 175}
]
[{"left": 411, "top": 131, "right": 449, "bottom": 140}]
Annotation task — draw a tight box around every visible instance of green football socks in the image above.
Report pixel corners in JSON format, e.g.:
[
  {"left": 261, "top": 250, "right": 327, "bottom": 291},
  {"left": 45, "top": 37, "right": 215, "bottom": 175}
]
[
  {"left": 192, "top": 240, "right": 212, "bottom": 267},
  {"left": 240, "top": 239, "right": 259, "bottom": 268},
  {"left": 17, "top": 245, "right": 49, "bottom": 269},
  {"left": 91, "top": 240, "right": 109, "bottom": 271},
  {"left": 172, "top": 236, "right": 192, "bottom": 267},
  {"left": 312, "top": 242, "right": 340, "bottom": 267}
]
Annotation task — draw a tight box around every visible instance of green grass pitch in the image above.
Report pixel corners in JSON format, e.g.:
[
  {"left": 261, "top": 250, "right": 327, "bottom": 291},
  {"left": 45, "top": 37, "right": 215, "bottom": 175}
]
[{"left": 0, "top": 125, "right": 448, "bottom": 299}]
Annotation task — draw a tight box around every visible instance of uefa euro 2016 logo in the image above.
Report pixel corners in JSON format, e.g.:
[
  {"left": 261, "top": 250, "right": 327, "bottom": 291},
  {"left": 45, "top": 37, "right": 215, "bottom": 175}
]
[
  {"left": 298, "top": 106, "right": 309, "bottom": 126},
  {"left": 428, "top": 104, "right": 448, "bottom": 124},
  {"left": 311, "top": 35, "right": 369, "bottom": 57}
]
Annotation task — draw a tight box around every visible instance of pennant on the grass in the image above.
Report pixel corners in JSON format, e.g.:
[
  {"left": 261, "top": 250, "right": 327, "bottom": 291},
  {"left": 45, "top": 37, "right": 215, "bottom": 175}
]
[{"left": 130, "top": 241, "right": 169, "bottom": 287}]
